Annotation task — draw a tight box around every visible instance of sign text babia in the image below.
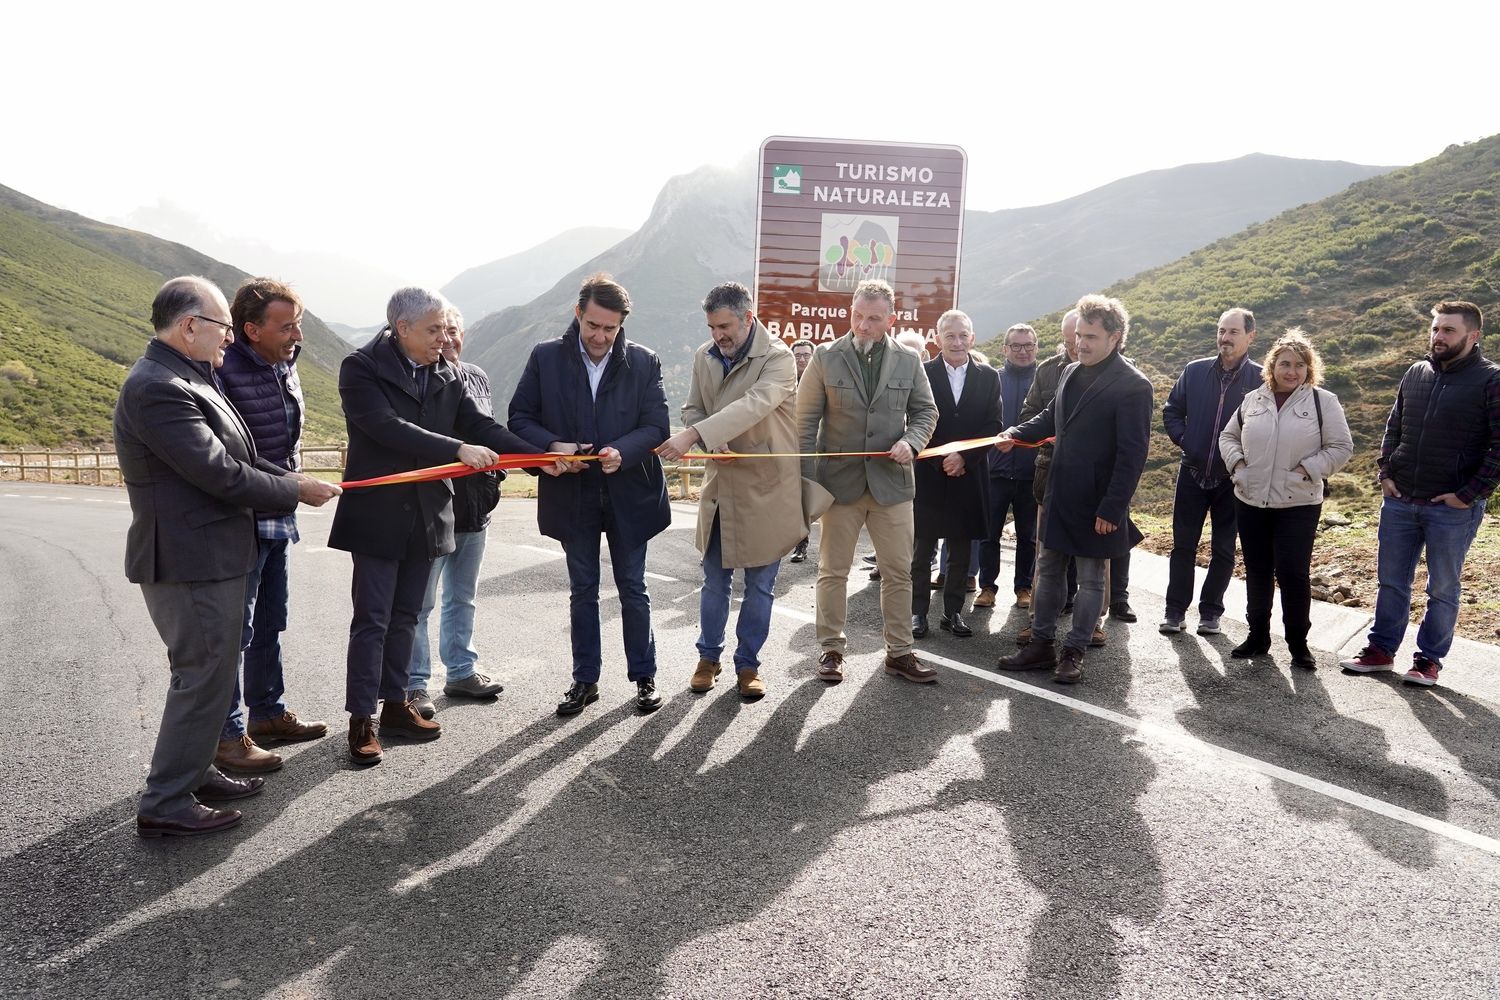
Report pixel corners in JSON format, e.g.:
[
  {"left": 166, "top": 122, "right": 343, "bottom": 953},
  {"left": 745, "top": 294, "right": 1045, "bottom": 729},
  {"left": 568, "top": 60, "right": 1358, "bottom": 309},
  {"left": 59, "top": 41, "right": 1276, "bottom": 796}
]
[{"left": 812, "top": 162, "right": 952, "bottom": 208}]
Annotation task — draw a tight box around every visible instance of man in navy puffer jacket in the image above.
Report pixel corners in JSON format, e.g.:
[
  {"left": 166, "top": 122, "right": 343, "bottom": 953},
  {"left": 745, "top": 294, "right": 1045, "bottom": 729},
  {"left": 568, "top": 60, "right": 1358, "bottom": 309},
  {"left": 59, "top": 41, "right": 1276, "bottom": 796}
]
[{"left": 215, "top": 279, "right": 329, "bottom": 774}]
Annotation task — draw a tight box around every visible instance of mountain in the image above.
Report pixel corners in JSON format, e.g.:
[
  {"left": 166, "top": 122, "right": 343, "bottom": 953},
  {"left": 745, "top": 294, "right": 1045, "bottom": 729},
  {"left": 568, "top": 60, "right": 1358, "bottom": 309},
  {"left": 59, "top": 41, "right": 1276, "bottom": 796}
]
[
  {"left": 1011, "top": 135, "right": 1500, "bottom": 509},
  {"left": 442, "top": 226, "right": 631, "bottom": 323},
  {"left": 114, "top": 200, "right": 407, "bottom": 328},
  {"left": 463, "top": 153, "right": 1391, "bottom": 413},
  {"left": 0, "top": 185, "right": 348, "bottom": 446},
  {"left": 956, "top": 153, "right": 1394, "bottom": 334},
  {"left": 327, "top": 321, "right": 382, "bottom": 348},
  {"left": 464, "top": 159, "right": 756, "bottom": 408}
]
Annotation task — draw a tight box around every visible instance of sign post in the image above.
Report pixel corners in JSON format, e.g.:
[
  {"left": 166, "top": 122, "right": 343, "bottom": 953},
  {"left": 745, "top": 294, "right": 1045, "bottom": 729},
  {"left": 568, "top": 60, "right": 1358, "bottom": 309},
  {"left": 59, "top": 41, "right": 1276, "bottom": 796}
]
[{"left": 754, "top": 136, "right": 967, "bottom": 354}]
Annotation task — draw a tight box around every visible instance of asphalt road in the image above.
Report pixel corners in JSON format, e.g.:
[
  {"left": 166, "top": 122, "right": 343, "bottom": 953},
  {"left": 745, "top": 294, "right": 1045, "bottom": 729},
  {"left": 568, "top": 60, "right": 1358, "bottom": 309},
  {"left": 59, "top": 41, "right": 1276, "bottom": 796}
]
[{"left": 2, "top": 482, "right": 1498, "bottom": 999}]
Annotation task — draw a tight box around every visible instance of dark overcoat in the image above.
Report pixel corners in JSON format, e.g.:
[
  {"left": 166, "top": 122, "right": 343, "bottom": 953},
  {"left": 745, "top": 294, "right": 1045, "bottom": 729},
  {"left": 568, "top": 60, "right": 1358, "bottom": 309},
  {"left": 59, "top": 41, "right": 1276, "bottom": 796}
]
[
  {"left": 114, "top": 339, "right": 299, "bottom": 584},
  {"left": 1011, "top": 350, "right": 1152, "bottom": 558},
  {"left": 328, "top": 332, "right": 537, "bottom": 561},
  {"left": 507, "top": 320, "right": 671, "bottom": 551},
  {"left": 914, "top": 357, "right": 1001, "bottom": 540}
]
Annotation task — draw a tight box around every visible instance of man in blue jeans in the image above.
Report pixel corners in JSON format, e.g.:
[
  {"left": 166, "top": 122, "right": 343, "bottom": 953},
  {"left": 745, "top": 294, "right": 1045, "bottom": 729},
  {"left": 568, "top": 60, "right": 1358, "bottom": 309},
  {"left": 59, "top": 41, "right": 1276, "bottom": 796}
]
[
  {"left": 658, "top": 283, "right": 809, "bottom": 699},
  {"left": 508, "top": 275, "right": 672, "bottom": 716},
  {"left": 1342, "top": 301, "right": 1499, "bottom": 687},
  {"left": 216, "top": 278, "right": 329, "bottom": 774},
  {"left": 407, "top": 307, "right": 505, "bottom": 718},
  {"left": 976, "top": 324, "right": 1040, "bottom": 611}
]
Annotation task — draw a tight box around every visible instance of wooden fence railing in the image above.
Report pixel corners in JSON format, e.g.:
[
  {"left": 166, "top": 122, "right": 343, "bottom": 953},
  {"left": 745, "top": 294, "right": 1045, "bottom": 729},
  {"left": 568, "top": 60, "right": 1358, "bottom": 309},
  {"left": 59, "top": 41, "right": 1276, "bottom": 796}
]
[{"left": 0, "top": 444, "right": 705, "bottom": 497}]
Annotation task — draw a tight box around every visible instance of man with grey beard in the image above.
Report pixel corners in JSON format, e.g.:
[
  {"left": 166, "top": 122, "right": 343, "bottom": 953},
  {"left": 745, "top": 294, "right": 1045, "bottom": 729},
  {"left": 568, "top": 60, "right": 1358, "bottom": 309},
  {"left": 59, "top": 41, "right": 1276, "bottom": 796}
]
[{"left": 796, "top": 279, "right": 938, "bottom": 685}]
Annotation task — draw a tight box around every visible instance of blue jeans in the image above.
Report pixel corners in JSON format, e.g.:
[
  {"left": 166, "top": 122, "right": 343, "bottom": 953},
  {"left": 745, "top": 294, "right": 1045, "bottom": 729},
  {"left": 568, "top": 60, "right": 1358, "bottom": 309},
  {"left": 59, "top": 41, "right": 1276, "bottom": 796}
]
[
  {"left": 223, "top": 536, "right": 292, "bottom": 739},
  {"left": 978, "top": 475, "right": 1037, "bottom": 592},
  {"left": 1368, "top": 496, "right": 1486, "bottom": 664},
  {"left": 697, "top": 516, "right": 781, "bottom": 672},
  {"left": 408, "top": 529, "right": 486, "bottom": 691},
  {"left": 563, "top": 488, "right": 656, "bottom": 684}
]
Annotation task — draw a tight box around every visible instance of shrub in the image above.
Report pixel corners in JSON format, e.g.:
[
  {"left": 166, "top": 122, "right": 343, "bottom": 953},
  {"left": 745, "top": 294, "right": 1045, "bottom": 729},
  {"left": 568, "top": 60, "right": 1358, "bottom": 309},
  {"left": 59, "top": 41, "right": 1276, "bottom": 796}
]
[
  {"left": 1347, "top": 334, "right": 1384, "bottom": 355},
  {"left": 1450, "top": 235, "right": 1484, "bottom": 255},
  {"left": 0, "top": 359, "right": 37, "bottom": 384}
]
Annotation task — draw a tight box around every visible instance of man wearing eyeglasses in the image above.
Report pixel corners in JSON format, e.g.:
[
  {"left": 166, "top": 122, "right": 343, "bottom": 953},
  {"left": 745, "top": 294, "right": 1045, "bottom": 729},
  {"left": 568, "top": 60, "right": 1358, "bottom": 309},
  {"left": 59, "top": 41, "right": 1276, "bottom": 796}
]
[
  {"left": 975, "top": 323, "right": 1040, "bottom": 612},
  {"left": 115, "top": 276, "right": 341, "bottom": 838}
]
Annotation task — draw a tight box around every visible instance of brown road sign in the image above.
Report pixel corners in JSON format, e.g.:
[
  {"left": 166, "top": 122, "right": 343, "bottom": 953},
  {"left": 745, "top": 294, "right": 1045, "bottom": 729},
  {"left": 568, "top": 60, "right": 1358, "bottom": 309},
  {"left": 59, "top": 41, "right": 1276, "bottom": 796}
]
[{"left": 754, "top": 136, "right": 967, "bottom": 354}]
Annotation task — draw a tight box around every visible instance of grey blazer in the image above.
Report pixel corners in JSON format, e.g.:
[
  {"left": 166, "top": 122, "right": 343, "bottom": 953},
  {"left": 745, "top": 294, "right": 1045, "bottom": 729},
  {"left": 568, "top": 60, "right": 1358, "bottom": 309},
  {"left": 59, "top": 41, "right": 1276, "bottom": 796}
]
[
  {"left": 113, "top": 339, "right": 299, "bottom": 584},
  {"left": 795, "top": 333, "right": 938, "bottom": 505}
]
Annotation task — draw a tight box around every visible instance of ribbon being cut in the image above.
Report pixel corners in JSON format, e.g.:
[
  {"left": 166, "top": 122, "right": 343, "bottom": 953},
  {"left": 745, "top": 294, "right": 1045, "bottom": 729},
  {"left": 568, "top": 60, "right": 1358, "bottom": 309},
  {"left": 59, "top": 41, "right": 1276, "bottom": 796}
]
[{"left": 336, "top": 434, "right": 1052, "bottom": 490}]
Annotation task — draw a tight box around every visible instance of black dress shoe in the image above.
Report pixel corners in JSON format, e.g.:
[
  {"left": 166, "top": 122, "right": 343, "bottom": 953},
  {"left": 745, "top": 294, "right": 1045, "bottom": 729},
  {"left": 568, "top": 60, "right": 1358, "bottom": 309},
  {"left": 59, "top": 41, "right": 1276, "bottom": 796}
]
[
  {"left": 137, "top": 803, "right": 242, "bottom": 839},
  {"left": 557, "top": 681, "right": 600, "bottom": 717},
  {"left": 194, "top": 769, "right": 265, "bottom": 802},
  {"left": 635, "top": 677, "right": 664, "bottom": 713},
  {"left": 940, "top": 614, "right": 974, "bottom": 638},
  {"left": 1109, "top": 602, "right": 1138, "bottom": 623},
  {"left": 1288, "top": 645, "right": 1317, "bottom": 670},
  {"left": 911, "top": 614, "right": 930, "bottom": 638}
]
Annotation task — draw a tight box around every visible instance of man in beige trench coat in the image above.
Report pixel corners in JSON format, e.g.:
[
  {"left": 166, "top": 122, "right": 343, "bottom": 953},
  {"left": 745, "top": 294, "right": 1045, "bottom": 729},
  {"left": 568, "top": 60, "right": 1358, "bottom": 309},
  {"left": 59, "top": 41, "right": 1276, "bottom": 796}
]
[{"left": 658, "top": 282, "right": 828, "bottom": 699}]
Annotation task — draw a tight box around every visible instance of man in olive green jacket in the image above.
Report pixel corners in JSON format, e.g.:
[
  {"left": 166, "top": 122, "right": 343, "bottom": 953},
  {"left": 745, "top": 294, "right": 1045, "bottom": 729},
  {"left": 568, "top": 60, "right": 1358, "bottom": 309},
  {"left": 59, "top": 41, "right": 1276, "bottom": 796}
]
[{"left": 795, "top": 279, "right": 939, "bottom": 685}]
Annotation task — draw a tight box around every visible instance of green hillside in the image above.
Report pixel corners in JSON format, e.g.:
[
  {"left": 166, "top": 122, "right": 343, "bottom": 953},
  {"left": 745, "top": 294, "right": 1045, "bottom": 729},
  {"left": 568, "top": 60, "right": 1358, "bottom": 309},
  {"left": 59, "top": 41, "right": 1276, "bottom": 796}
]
[
  {"left": 996, "top": 135, "right": 1500, "bottom": 513},
  {"left": 0, "top": 202, "right": 345, "bottom": 447}
]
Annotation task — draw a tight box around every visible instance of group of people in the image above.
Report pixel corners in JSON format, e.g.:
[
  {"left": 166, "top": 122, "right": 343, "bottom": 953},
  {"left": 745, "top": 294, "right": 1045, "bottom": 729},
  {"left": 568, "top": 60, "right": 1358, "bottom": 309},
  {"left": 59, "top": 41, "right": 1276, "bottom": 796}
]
[{"left": 115, "top": 270, "right": 1496, "bottom": 839}]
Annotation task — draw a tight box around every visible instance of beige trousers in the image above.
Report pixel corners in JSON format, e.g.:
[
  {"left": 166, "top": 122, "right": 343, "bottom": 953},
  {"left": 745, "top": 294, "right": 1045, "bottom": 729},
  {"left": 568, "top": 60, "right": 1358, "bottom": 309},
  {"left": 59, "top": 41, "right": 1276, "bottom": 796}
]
[{"left": 816, "top": 491, "right": 915, "bottom": 656}]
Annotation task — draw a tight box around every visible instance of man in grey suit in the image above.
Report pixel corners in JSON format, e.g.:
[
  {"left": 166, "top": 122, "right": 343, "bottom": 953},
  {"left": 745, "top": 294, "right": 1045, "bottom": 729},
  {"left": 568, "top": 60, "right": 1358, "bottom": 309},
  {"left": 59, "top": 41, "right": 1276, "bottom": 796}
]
[
  {"left": 115, "top": 276, "right": 340, "bottom": 838},
  {"left": 796, "top": 279, "right": 939, "bottom": 684}
]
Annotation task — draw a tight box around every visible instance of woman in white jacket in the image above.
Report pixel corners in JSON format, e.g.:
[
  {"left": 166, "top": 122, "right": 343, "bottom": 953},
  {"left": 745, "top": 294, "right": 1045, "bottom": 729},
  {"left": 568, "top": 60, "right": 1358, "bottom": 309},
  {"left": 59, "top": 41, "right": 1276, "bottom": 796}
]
[{"left": 1218, "top": 330, "right": 1354, "bottom": 667}]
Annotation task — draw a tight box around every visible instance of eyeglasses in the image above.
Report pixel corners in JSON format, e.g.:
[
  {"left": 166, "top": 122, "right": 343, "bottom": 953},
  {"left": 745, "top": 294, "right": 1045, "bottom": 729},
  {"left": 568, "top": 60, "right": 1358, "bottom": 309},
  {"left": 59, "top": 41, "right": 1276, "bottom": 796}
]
[
  {"left": 1006, "top": 343, "right": 1037, "bottom": 351},
  {"left": 193, "top": 315, "right": 234, "bottom": 334}
]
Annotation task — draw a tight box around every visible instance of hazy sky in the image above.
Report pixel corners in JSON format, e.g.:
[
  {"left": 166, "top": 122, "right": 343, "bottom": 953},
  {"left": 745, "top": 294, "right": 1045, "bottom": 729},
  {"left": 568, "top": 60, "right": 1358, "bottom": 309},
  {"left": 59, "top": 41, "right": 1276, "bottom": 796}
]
[{"left": 7, "top": 0, "right": 1499, "bottom": 323}]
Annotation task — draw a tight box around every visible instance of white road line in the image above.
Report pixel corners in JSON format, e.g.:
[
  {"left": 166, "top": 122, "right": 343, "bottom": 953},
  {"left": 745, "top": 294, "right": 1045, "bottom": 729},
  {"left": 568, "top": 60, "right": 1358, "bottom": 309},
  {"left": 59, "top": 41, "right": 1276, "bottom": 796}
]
[
  {"left": 767, "top": 602, "right": 1500, "bottom": 858},
  {"left": 516, "top": 544, "right": 564, "bottom": 560},
  {"left": 643, "top": 571, "right": 677, "bottom": 583}
]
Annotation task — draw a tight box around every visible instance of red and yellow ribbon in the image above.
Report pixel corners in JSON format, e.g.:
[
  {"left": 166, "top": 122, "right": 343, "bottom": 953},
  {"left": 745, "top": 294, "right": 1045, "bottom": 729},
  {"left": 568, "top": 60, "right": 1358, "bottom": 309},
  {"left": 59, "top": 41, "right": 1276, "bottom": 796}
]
[{"left": 337, "top": 435, "right": 1054, "bottom": 490}]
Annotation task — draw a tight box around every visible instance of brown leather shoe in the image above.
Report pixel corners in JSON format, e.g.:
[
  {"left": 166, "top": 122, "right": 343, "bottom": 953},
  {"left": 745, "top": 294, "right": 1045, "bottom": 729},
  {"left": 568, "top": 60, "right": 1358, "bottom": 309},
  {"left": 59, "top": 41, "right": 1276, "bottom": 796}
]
[
  {"left": 348, "top": 715, "right": 382, "bottom": 765},
  {"left": 997, "top": 639, "right": 1056, "bottom": 672},
  {"left": 965, "top": 576, "right": 978, "bottom": 593},
  {"left": 379, "top": 698, "right": 442, "bottom": 741},
  {"left": 1054, "top": 646, "right": 1084, "bottom": 684},
  {"left": 215, "top": 734, "right": 283, "bottom": 773},
  {"left": 194, "top": 769, "right": 264, "bottom": 802},
  {"left": 737, "top": 669, "right": 766, "bottom": 700},
  {"left": 690, "top": 659, "right": 722, "bottom": 693},
  {"left": 249, "top": 710, "right": 328, "bottom": 743},
  {"left": 1015, "top": 624, "right": 1033, "bottom": 646},
  {"left": 816, "top": 649, "right": 844, "bottom": 684},
  {"left": 973, "top": 586, "right": 998, "bottom": 608},
  {"left": 137, "top": 802, "right": 242, "bottom": 839},
  {"left": 1015, "top": 588, "right": 1033, "bottom": 609},
  {"left": 884, "top": 652, "right": 937, "bottom": 683},
  {"left": 1090, "top": 625, "right": 1107, "bottom": 647}
]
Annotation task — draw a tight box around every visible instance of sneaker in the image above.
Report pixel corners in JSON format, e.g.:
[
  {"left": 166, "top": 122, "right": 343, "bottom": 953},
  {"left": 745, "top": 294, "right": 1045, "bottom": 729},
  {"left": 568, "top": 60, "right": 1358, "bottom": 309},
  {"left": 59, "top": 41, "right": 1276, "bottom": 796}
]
[
  {"left": 1196, "top": 617, "right": 1222, "bottom": 636},
  {"left": 408, "top": 688, "right": 436, "bottom": 720},
  {"left": 1403, "top": 654, "right": 1441, "bottom": 687},
  {"left": 1159, "top": 616, "right": 1185, "bottom": 635},
  {"left": 1339, "top": 645, "right": 1395, "bottom": 673}
]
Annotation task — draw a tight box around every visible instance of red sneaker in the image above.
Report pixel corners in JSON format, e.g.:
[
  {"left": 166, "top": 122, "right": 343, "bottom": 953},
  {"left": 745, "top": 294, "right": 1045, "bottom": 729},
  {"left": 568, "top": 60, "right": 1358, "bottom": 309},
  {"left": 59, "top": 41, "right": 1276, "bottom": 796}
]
[
  {"left": 1403, "top": 654, "right": 1441, "bottom": 687},
  {"left": 1339, "top": 645, "right": 1395, "bottom": 673}
]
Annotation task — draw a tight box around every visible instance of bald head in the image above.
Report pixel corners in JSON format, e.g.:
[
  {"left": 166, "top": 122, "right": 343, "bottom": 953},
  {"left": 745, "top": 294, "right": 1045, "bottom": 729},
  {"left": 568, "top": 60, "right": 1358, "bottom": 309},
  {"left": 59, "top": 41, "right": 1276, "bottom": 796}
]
[
  {"left": 1060, "top": 308, "right": 1080, "bottom": 359},
  {"left": 152, "top": 275, "right": 233, "bottom": 367}
]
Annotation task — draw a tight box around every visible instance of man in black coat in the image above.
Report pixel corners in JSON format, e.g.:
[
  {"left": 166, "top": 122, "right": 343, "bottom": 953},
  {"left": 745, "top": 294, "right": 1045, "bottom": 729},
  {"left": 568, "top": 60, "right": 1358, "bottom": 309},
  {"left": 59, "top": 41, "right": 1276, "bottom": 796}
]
[
  {"left": 116, "top": 276, "right": 340, "bottom": 837},
  {"left": 995, "top": 295, "right": 1152, "bottom": 684},
  {"left": 911, "top": 310, "right": 1001, "bottom": 639},
  {"left": 329, "top": 287, "right": 555, "bottom": 765},
  {"left": 507, "top": 274, "right": 672, "bottom": 717}
]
